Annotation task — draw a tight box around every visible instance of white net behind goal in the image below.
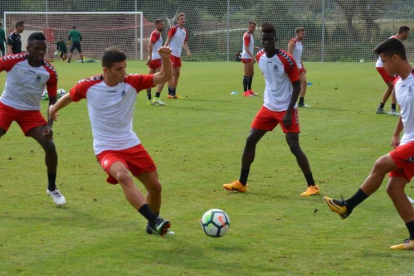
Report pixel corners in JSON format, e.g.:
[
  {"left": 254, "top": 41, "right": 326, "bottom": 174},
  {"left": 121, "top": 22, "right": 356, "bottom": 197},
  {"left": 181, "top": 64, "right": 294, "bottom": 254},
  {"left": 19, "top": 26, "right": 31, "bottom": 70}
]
[{"left": 4, "top": 12, "right": 144, "bottom": 61}]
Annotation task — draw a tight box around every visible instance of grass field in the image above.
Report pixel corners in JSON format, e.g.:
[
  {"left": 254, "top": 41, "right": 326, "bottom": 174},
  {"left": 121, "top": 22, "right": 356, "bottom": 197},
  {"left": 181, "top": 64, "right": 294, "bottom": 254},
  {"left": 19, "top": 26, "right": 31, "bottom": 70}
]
[{"left": 0, "top": 60, "right": 413, "bottom": 275}]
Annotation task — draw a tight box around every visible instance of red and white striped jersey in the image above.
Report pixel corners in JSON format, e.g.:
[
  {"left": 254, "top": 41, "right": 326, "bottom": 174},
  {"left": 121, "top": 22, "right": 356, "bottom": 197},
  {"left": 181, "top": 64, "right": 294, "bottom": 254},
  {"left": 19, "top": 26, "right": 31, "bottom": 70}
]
[
  {"left": 150, "top": 29, "right": 163, "bottom": 60},
  {"left": 394, "top": 71, "right": 414, "bottom": 145},
  {"left": 0, "top": 54, "right": 57, "bottom": 110},
  {"left": 242, "top": 32, "right": 254, "bottom": 59},
  {"left": 256, "top": 49, "right": 300, "bottom": 111},
  {"left": 69, "top": 74, "right": 154, "bottom": 155},
  {"left": 167, "top": 25, "right": 188, "bottom": 57}
]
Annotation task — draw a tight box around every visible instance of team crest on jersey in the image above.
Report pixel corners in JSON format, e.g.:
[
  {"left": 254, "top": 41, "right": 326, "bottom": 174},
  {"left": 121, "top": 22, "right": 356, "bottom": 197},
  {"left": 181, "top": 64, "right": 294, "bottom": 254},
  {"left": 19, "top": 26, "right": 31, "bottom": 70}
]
[
  {"left": 35, "top": 75, "right": 42, "bottom": 83},
  {"left": 121, "top": 91, "right": 126, "bottom": 98},
  {"left": 273, "top": 64, "right": 279, "bottom": 72},
  {"left": 408, "top": 86, "right": 413, "bottom": 96}
]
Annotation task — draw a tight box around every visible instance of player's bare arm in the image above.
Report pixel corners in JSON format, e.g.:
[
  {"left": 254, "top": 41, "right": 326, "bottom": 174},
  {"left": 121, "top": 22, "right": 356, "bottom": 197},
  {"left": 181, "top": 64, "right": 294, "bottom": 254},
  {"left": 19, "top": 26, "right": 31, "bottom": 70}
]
[
  {"left": 392, "top": 116, "right": 404, "bottom": 148},
  {"left": 49, "top": 93, "right": 73, "bottom": 122},
  {"left": 7, "top": 45, "right": 12, "bottom": 55},
  {"left": 164, "top": 36, "right": 172, "bottom": 47},
  {"left": 153, "top": 46, "right": 173, "bottom": 85},
  {"left": 287, "top": 41, "right": 295, "bottom": 55},
  {"left": 43, "top": 94, "right": 57, "bottom": 138},
  {"left": 146, "top": 41, "right": 154, "bottom": 66},
  {"left": 245, "top": 47, "right": 255, "bottom": 63},
  {"left": 283, "top": 80, "right": 301, "bottom": 128},
  {"left": 183, "top": 42, "right": 191, "bottom": 58}
]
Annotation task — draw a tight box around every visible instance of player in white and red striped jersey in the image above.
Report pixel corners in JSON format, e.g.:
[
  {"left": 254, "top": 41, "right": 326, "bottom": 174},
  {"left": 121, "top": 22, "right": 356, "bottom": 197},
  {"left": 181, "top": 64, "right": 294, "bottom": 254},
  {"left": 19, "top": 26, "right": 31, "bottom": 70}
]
[
  {"left": 288, "top": 27, "right": 309, "bottom": 107},
  {"left": 146, "top": 19, "right": 166, "bottom": 106},
  {"left": 49, "top": 46, "right": 174, "bottom": 236},
  {"left": 375, "top": 26, "right": 410, "bottom": 116},
  {"left": 324, "top": 38, "right": 414, "bottom": 250},
  {"left": 241, "top": 21, "right": 260, "bottom": 97},
  {"left": 223, "top": 22, "right": 319, "bottom": 197},
  {"left": 164, "top": 12, "right": 190, "bottom": 99},
  {"left": 0, "top": 32, "right": 65, "bottom": 206}
]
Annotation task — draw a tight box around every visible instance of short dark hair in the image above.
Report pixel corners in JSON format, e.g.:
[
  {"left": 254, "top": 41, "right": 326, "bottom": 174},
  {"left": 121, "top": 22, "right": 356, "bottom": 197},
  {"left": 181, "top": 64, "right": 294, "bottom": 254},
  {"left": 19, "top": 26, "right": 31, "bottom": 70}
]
[
  {"left": 102, "top": 47, "right": 126, "bottom": 68},
  {"left": 399, "top": 25, "right": 410, "bottom": 34},
  {"left": 28, "top": 32, "right": 46, "bottom": 42},
  {"left": 295, "top": 27, "right": 305, "bottom": 34},
  {"left": 15, "top": 21, "right": 24, "bottom": 28},
  {"left": 155, "top": 19, "right": 163, "bottom": 25},
  {"left": 261, "top": 22, "right": 277, "bottom": 37},
  {"left": 72, "top": 26, "right": 76, "bottom": 29},
  {"left": 373, "top": 38, "right": 407, "bottom": 61}
]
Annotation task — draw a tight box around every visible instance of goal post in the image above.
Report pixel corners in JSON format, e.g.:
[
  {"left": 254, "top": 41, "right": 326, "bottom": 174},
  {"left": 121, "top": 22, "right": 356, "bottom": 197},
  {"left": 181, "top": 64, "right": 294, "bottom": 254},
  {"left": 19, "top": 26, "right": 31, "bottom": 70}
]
[{"left": 4, "top": 12, "right": 144, "bottom": 61}]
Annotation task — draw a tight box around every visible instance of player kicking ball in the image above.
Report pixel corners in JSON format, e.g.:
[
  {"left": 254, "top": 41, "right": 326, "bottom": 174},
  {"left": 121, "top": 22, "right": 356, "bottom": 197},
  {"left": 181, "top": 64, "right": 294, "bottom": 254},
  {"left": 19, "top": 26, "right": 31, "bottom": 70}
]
[
  {"left": 0, "top": 32, "right": 65, "bottom": 206},
  {"left": 223, "top": 23, "right": 319, "bottom": 197},
  {"left": 324, "top": 38, "right": 414, "bottom": 250},
  {"left": 49, "top": 46, "right": 174, "bottom": 236}
]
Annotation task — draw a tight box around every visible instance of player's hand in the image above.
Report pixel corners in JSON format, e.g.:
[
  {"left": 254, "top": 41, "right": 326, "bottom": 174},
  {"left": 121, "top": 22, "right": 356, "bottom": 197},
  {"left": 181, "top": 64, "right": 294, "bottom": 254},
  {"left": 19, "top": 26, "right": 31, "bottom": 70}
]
[
  {"left": 391, "top": 135, "right": 400, "bottom": 149},
  {"left": 158, "top": 46, "right": 172, "bottom": 59},
  {"left": 254, "top": 46, "right": 261, "bottom": 51},
  {"left": 43, "top": 126, "right": 53, "bottom": 139},
  {"left": 187, "top": 51, "right": 191, "bottom": 58},
  {"left": 49, "top": 105, "right": 59, "bottom": 122},
  {"left": 304, "top": 68, "right": 307, "bottom": 74},
  {"left": 146, "top": 58, "right": 151, "bottom": 66},
  {"left": 283, "top": 112, "right": 292, "bottom": 129}
]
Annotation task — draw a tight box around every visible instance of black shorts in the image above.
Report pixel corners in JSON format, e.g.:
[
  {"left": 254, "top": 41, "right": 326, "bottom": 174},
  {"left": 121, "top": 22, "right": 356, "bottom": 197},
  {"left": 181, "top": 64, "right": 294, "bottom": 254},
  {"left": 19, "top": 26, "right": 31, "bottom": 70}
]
[
  {"left": 70, "top": 41, "right": 82, "bottom": 53},
  {"left": 60, "top": 49, "right": 68, "bottom": 54}
]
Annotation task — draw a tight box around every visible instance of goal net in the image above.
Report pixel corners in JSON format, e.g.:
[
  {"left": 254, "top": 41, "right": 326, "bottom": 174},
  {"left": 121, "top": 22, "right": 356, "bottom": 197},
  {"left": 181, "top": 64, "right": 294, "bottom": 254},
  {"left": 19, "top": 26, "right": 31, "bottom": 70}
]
[{"left": 4, "top": 12, "right": 144, "bottom": 61}]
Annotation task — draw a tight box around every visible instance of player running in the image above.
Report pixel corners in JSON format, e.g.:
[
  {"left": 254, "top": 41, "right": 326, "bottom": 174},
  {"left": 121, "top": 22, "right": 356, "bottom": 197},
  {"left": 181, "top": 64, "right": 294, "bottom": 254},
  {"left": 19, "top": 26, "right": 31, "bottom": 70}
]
[
  {"left": 375, "top": 26, "right": 410, "bottom": 116},
  {"left": 288, "top": 27, "right": 309, "bottom": 107},
  {"left": 223, "top": 22, "right": 319, "bottom": 197},
  {"left": 49, "top": 46, "right": 173, "bottom": 236},
  {"left": 0, "top": 32, "right": 65, "bottom": 206},
  {"left": 324, "top": 38, "right": 414, "bottom": 250},
  {"left": 146, "top": 19, "right": 166, "bottom": 106},
  {"left": 164, "top": 12, "right": 191, "bottom": 99}
]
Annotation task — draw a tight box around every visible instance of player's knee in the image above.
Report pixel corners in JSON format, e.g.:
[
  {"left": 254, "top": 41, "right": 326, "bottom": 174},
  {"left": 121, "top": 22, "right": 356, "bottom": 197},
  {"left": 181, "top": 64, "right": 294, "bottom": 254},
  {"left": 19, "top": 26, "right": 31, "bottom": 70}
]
[
  {"left": 386, "top": 183, "right": 401, "bottom": 198},
  {"left": 148, "top": 181, "right": 162, "bottom": 195},
  {"left": 117, "top": 171, "right": 132, "bottom": 186},
  {"left": 174, "top": 71, "right": 180, "bottom": 78},
  {"left": 43, "top": 140, "right": 57, "bottom": 154},
  {"left": 245, "top": 135, "right": 259, "bottom": 149}
]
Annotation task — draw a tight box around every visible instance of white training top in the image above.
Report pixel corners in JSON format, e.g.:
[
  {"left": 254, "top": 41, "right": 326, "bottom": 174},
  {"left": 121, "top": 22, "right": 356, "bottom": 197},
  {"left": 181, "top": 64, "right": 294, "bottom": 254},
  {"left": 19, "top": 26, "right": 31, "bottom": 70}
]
[
  {"left": 242, "top": 32, "right": 254, "bottom": 59},
  {"left": 70, "top": 74, "right": 154, "bottom": 155},
  {"left": 0, "top": 54, "right": 57, "bottom": 110},
  {"left": 376, "top": 35, "right": 398, "bottom": 67},
  {"left": 167, "top": 25, "right": 188, "bottom": 57},
  {"left": 394, "top": 71, "right": 414, "bottom": 145},
  {"left": 150, "top": 29, "right": 163, "bottom": 60},
  {"left": 256, "top": 49, "right": 300, "bottom": 112},
  {"left": 289, "top": 38, "right": 303, "bottom": 69}
]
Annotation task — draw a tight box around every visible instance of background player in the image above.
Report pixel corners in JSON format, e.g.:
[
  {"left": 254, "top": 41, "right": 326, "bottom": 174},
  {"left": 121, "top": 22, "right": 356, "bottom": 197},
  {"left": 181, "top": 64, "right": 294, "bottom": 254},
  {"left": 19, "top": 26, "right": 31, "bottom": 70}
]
[
  {"left": 164, "top": 12, "right": 191, "bottom": 99},
  {"left": 0, "top": 32, "right": 65, "bottom": 206},
  {"left": 67, "top": 26, "right": 84, "bottom": 63},
  {"left": 146, "top": 19, "right": 166, "bottom": 106},
  {"left": 325, "top": 38, "right": 414, "bottom": 250},
  {"left": 375, "top": 25, "right": 410, "bottom": 116},
  {"left": 56, "top": 36, "right": 67, "bottom": 61},
  {"left": 288, "top": 27, "right": 309, "bottom": 107},
  {"left": 0, "top": 23, "right": 6, "bottom": 57},
  {"left": 223, "top": 22, "right": 319, "bottom": 197},
  {"left": 49, "top": 46, "right": 174, "bottom": 236},
  {"left": 241, "top": 21, "right": 259, "bottom": 97},
  {"left": 7, "top": 21, "right": 24, "bottom": 54}
]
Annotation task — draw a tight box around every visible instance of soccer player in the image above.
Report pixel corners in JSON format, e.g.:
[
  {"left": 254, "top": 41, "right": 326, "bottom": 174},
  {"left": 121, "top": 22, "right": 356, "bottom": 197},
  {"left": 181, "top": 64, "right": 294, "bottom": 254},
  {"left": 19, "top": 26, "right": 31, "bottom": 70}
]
[
  {"left": 67, "top": 26, "right": 84, "bottom": 63},
  {"left": 241, "top": 21, "right": 260, "bottom": 97},
  {"left": 164, "top": 12, "right": 191, "bottom": 99},
  {"left": 0, "top": 23, "right": 6, "bottom": 57},
  {"left": 7, "top": 21, "right": 24, "bottom": 54},
  {"left": 288, "top": 27, "right": 309, "bottom": 107},
  {"left": 0, "top": 32, "right": 65, "bottom": 206},
  {"left": 56, "top": 36, "right": 68, "bottom": 61},
  {"left": 223, "top": 22, "right": 319, "bottom": 197},
  {"left": 324, "top": 38, "right": 414, "bottom": 250},
  {"left": 49, "top": 46, "right": 174, "bottom": 236},
  {"left": 375, "top": 26, "right": 410, "bottom": 116},
  {"left": 146, "top": 19, "right": 166, "bottom": 106}
]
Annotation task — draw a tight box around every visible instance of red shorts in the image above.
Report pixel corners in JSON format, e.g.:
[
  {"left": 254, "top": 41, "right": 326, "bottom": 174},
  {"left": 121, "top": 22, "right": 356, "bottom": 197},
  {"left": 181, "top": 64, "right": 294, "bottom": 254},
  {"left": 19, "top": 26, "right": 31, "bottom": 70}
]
[
  {"left": 0, "top": 101, "right": 47, "bottom": 135},
  {"left": 148, "top": 58, "right": 162, "bottom": 70},
  {"left": 376, "top": 67, "right": 396, "bottom": 83},
  {"left": 251, "top": 106, "right": 300, "bottom": 133},
  {"left": 298, "top": 64, "right": 306, "bottom": 74},
  {"left": 389, "top": 141, "right": 414, "bottom": 181},
  {"left": 242, "top": 58, "right": 253, "bottom": 64},
  {"left": 170, "top": 55, "right": 182, "bottom": 68},
  {"left": 96, "top": 144, "right": 157, "bottom": 184}
]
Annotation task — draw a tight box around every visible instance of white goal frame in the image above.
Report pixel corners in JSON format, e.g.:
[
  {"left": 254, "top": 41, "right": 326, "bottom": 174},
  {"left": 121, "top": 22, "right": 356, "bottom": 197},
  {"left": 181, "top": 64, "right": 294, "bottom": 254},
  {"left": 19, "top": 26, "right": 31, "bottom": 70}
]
[{"left": 4, "top": 11, "right": 144, "bottom": 60}]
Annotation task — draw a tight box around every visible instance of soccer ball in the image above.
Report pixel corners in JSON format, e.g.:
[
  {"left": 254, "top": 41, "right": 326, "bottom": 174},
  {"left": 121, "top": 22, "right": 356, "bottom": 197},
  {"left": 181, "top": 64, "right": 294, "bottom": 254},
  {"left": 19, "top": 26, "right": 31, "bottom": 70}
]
[
  {"left": 57, "top": 89, "right": 66, "bottom": 99},
  {"left": 200, "top": 209, "right": 230, "bottom": 237},
  {"left": 54, "top": 50, "right": 60, "bottom": 56},
  {"left": 41, "top": 89, "right": 49, "bottom": 101}
]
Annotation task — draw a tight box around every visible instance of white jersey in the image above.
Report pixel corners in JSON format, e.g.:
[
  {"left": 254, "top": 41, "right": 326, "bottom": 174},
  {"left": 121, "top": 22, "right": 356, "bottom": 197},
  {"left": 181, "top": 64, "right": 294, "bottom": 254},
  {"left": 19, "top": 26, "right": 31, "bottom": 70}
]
[
  {"left": 256, "top": 49, "right": 300, "bottom": 112},
  {"left": 69, "top": 74, "right": 154, "bottom": 155},
  {"left": 289, "top": 38, "right": 303, "bottom": 69},
  {"left": 376, "top": 35, "right": 398, "bottom": 67},
  {"left": 394, "top": 71, "right": 414, "bottom": 145},
  {"left": 0, "top": 54, "right": 57, "bottom": 110},
  {"left": 167, "top": 25, "right": 188, "bottom": 57},
  {"left": 149, "top": 29, "right": 162, "bottom": 60},
  {"left": 242, "top": 32, "right": 254, "bottom": 59}
]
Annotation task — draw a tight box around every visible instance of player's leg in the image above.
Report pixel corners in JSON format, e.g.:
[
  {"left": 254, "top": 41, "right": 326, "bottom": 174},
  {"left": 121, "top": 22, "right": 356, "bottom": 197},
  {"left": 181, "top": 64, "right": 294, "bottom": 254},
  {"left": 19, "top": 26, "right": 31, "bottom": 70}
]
[
  {"left": 78, "top": 43, "right": 84, "bottom": 63},
  {"left": 298, "top": 71, "right": 309, "bottom": 107},
  {"left": 389, "top": 88, "right": 399, "bottom": 116},
  {"left": 324, "top": 154, "right": 398, "bottom": 218},
  {"left": 147, "top": 67, "right": 156, "bottom": 105},
  {"left": 67, "top": 45, "right": 74, "bottom": 63},
  {"left": 377, "top": 81, "right": 393, "bottom": 114},
  {"left": 137, "top": 170, "right": 162, "bottom": 214},
  {"left": 0, "top": 127, "right": 5, "bottom": 138},
  {"left": 152, "top": 67, "right": 166, "bottom": 106},
  {"left": 172, "top": 66, "right": 181, "bottom": 98},
  {"left": 387, "top": 177, "right": 414, "bottom": 249},
  {"left": 243, "top": 61, "right": 255, "bottom": 97}
]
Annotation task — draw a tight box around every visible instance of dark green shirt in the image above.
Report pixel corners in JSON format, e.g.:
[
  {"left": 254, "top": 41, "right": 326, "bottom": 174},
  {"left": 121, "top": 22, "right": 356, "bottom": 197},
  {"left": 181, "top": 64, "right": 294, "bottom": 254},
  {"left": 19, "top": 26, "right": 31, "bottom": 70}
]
[
  {"left": 0, "top": 28, "right": 5, "bottom": 45},
  {"left": 56, "top": 40, "right": 67, "bottom": 51},
  {"left": 68, "top": 29, "right": 82, "bottom": 42}
]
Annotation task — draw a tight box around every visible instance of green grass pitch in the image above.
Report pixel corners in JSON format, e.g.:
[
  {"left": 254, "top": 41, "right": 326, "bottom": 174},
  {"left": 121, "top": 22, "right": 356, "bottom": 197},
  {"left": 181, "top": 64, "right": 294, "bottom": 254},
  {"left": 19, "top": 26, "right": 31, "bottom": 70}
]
[{"left": 0, "top": 60, "right": 413, "bottom": 275}]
